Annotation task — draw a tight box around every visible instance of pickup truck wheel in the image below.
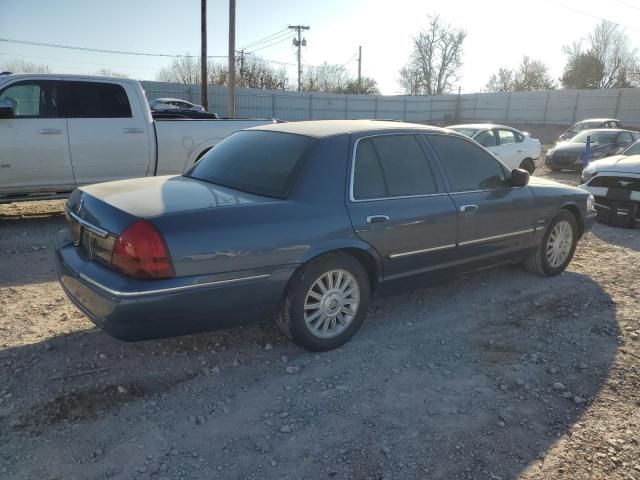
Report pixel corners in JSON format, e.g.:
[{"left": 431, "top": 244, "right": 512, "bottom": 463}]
[
  {"left": 524, "top": 211, "right": 578, "bottom": 276},
  {"left": 276, "top": 252, "right": 370, "bottom": 351},
  {"left": 520, "top": 158, "right": 536, "bottom": 174}
]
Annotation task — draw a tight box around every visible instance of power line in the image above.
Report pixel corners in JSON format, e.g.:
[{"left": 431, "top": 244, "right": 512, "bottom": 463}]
[
  {"left": 240, "top": 28, "right": 291, "bottom": 50},
  {"left": 617, "top": 0, "right": 640, "bottom": 12},
  {"left": 552, "top": 3, "right": 640, "bottom": 34},
  {"left": 0, "top": 37, "right": 228, "bottom": 58},
  {"left": 248, "top": 34, "right": 295, "bottom": 54},
  {"left": 0, "top": 51, "right": 160, "bottom": 71}
]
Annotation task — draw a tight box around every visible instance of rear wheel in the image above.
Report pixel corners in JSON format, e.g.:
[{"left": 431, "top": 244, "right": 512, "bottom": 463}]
[
  {"left": 520, "top": 158, "right": 536, "bottom": 174},
  {"left": 276, "top": 252, "right": 371, "bottom": 351},
  {"left": 524, "top": 211, "right": 578, "bottom": 276}
]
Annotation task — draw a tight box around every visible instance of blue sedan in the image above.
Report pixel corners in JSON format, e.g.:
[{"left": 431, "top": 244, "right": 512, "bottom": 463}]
[{"left": 56, "top": 120, "right": 596, "bottom": 351}]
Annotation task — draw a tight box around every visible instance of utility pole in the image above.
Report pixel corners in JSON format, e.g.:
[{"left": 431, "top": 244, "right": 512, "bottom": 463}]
[
  {"left": 357, "top": 45, "right": 362, "bottom": 94},
  {"left": 228, "top": 0, "right": 236, "bottom": 118},
  {"left": 200, "top": 0, "right": 208, "bottom": 111},
  {"left": 236, "top": 49, "right": 250, "bottom": 87},
  {"left": 288, "top": 24, "right": 309, "bottom": 91}
]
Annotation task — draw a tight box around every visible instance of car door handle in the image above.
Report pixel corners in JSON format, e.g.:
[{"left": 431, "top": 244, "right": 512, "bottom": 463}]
[
  {"left": 37, "top": 128, "right": 63, "bottom": 134},
  {"left": 123, "top": 128, "right": 144, "bottom": 134},
  {"left": 459, "top": 204, "right": 478, "bottom": 214},
  {"left": 366, "top": 215, "right": 390, "bottom": 224}
]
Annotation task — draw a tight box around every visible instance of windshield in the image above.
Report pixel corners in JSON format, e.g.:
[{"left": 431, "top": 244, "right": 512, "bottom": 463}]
[
  {"left": 186, "top": 130, "right": 315, "bottom": 198},
  {"left": 568, "top": 121, "right": 600, "bottom": 134},
  {"left": 623, "top": 140, "right": 640, "bottom": 156},
  {"left": 571, "top": 131, "right": 617, "bottom": 145},
  {"left": 449, "top": 127, "right": 479, "bottom": 138}
]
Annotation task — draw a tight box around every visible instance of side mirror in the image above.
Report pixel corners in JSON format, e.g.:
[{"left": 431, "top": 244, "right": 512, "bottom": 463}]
[
  {"left": 510, "top": 168, "right": 530, "bottom": 187},
  {"left": 0, "top": 99, "right": 15, "bottom": 117}
]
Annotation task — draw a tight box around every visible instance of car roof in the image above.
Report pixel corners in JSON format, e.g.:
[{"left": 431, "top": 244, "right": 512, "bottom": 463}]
[
  {"left": 152, "top": 98, "right": 192, "bottom": 103},
  {"left": 448, "top": 123, "right": 518, "bottom": 130},
  {"left": 248, "top": 119, "right": 448, "bottom": 138},
  {"left": 575, "top": 118, "right": 620, "bottom": 123}
]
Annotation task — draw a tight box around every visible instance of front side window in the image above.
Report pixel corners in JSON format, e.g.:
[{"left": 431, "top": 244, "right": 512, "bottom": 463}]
[
  {"left": 187, "top": 130, "right": 315, "bottom": 198},
  {"left": 617, "top": 132, "right": 633, "bottom": 145},
  {"left": 428, "top": 134, "right": 508, "bottom": 192},
  {"left": 352, "top": 134, "right": 438, "bottom": 200},
  {"left": 498, "top": 129, "right": 516, "bottom": 145},
  {"left": 0, "top": 81, "right": 59, "bottom": 117},
  {"left": 61, "top": 81, "right": 132, "bottom": 118}
]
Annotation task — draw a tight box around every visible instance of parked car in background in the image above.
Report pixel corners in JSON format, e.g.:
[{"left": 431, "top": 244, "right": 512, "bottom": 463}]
[
  {"left": 56, "top": 120, "right": 595, "bottom": 351},
  {"left": 149, "top": 97, "right": 205, "bottom": 112},
  {"left": 0, "top": 74, "right": 275, "bottom": 202},
  {"left": 580, "top": 154, "right": 640, "bottom": 228},
  {"left": 559, "top": 118, "right": 623, "bottom": 141},
  {"left": 545, "top": 129, "right": 640, "bottom": 171},
  {"left": 148, "top": 97, "right": 220, "bottom": 119},
  {"left": 447, "top": 124, "right": 541, "bottom": 173}
]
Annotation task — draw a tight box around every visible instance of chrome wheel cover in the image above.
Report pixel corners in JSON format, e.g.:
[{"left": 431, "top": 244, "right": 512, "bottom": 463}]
[
  {"left": 546, "top": 220, "right": 573, "bottom": 268},
  {"left": 304, "top": 269, "right": 360, "bottom": 339}
]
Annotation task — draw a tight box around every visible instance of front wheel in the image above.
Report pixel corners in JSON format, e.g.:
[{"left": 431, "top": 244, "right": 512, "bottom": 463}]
[
  {"left": 276, "top": 252, "right": 371, "bottom": 351},
  {"left": 524, "top": 211, "right": 578, "bottom": 276}
]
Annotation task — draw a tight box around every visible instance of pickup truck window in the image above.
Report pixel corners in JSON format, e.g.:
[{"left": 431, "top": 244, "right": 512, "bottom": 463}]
[
  {"left": 61, "top": 81, "right": 132, "bottom": 118},
  {"left": 0, "top": 80, "right": 59, "bottom": 118},
  {"left": 186, "top": 130, "right": 315, "bottom": 199}
]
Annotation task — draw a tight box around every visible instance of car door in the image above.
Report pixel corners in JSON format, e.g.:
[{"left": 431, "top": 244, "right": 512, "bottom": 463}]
[
  {"left": 0, "top": 79, "right": 75, "bottom": 191},
  {"left": 494, "top": 128, "right": 521, "bottom": 169},
  {"left": 426, "top": 133, "right": 538, "bottom": 264},
  {"left": 62, "top": 80, "right": 151, "bottom": 184},
  {"left": 346, "top": 133, "right": 458, "bottom": 281}
]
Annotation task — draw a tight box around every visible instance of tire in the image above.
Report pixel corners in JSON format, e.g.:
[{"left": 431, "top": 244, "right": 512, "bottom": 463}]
[
  {"left": 276, "top": 252, "right": 371, "bottom": 351},
  {"left": 524, "top": 211, "right": 578, "bottom": 276},
  {"left": 520, "top": 158, "right": 536, "bottom": 174}
]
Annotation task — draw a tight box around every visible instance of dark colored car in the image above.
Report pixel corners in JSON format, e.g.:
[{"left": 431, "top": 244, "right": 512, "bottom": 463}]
[
  {"left": 559, "top": 118, "right": 623, "bottom": 141},
  {"left": 149, "top": 97, "right": 219, "bottom": 119},
  {"left": 545, "top": 129, "right": 640, "bottom": 171},
  {"left": 55, "top": 120, "right": 596, "bottom": 351}
]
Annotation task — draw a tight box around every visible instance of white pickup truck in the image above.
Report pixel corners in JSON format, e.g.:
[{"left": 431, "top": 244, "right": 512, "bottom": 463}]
[{"left": 0, "top": 73, "right": 276, "bottom": 202}]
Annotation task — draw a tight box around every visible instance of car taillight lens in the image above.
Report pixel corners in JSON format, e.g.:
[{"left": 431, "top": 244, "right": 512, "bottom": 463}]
[{"left": 111, "top": 220, "right": 174, "bottom": 279}]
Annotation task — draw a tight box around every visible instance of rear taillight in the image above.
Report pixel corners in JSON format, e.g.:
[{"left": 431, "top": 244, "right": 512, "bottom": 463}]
[{"left": 111, "top": 220, "right": 174, "bottom": 279}]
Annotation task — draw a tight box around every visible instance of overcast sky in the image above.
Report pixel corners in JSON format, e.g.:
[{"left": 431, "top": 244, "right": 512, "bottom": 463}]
[{"left": 1, "top": 0, "right": 639, "bottom": 94}]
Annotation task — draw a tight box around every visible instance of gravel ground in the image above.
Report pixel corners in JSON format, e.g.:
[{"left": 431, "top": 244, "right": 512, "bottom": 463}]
[{"left": 0, "top": 164, "right": 639, "bottom": 480}]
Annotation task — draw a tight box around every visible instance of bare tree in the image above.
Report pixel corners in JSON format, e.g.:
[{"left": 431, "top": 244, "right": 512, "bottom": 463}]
[
  {"left": 485, "top": 67, "right": 514, "bottom": 92},
  {"left": 561, "top": 21, "right": 639, "bottom": 89},
  {"left": 512, "top": 56, "right": 555, "bottom": 91},
  {"left": 156, "top": 55, "right": 288, "bottom": 90},
  {"left": 1, "top": 59, "right": 50, "bottom": 74},
  {"left": 399, "top": 15, "right": 466, "bottom": 95},
  {"left": 485, "top": 57, "right": 554, "bottom": 92},
  {"left": 302, "top": 63, "right": 351, "bottom": 93}
]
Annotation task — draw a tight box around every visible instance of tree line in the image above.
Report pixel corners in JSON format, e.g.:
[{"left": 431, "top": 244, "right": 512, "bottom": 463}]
[
  {"left": 4, "top": 17, "right": 638, "bottom": 95},
  {"left": 400, "top": 16, "right": 639, "bottom": 94}
]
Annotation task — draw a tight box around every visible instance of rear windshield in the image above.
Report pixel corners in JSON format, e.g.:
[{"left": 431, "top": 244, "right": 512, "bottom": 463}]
[
  {"left": 571, "top": 131, "right": 617, "bottom": 144},
  {"left": 186, "top": 130, "right": 315, "bottom": 198}
]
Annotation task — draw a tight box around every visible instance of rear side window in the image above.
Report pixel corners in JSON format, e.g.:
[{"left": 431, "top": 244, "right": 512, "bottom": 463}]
[
  {"left": 0, "top": 80, "right": 59, "bottom": 117},
  {"left": 187, "top": 130, "right": 314, "bottom": 198},
  {"left": 428, "top": 134, "right": 508, "bottom": 192},
  {"left": 61, "top": 81, "right": 132, "bottom": 118},
  {"left": 352, "top": 135, "right": 438, "bottom": 200},
  {"left": 498, "top": 129, "right": 516, "bottom": 145}
]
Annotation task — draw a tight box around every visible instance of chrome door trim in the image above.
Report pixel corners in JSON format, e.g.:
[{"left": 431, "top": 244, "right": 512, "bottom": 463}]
[
  {"left": 389, "top": 243, "right": 457, "bottom": 259},
  {"left": 458, "top": 228, "right": 534, "bottom": 247},
  {"left": 78, "top": 273, "right": 271, "bottom": 298}
]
